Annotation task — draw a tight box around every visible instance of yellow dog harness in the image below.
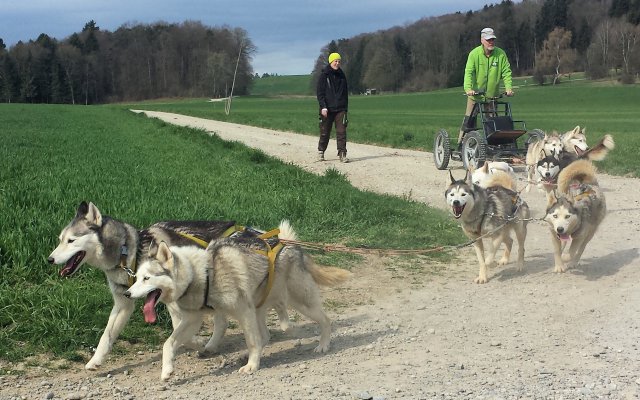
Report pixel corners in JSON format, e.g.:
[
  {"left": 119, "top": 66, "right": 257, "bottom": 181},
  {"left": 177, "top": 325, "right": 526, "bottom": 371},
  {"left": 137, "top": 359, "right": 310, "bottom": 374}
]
[{"left": 176, "top": 226, "right": 284, "bottom": 309}]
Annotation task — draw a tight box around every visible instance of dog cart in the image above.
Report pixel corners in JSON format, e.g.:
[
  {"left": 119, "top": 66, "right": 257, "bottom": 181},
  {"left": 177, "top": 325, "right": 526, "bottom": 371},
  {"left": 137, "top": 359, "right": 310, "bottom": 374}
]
[{"left": 434, "top": 92, "right": 544, "bottom": 170}]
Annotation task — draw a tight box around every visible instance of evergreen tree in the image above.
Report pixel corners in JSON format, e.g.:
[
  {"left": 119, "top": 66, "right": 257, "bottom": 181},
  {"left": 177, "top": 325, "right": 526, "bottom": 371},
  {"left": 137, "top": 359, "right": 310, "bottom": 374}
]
[{"left": 609, "top": 0, "right": 631, "bottom": 17}]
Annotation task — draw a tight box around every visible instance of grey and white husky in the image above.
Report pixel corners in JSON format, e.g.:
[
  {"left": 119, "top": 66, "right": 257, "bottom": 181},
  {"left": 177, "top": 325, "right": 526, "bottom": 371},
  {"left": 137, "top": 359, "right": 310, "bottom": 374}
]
[
  {"left": 445, "top": 171, "right": 530, "bottom": 283},
  {"left": 544, "top": 160, "right": 606, "bottom": 273},
  {"left": 124, "top": 221, "right": 352, "bottom": 380},
  {"left": 47, "top": 201, "right": 289, "bottom": 370}
]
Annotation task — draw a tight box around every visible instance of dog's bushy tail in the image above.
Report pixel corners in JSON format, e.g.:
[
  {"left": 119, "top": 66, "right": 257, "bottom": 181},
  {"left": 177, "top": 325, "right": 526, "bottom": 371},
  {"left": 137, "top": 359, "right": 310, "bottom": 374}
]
[
  {"left": 557, "top": 159, "right": 598, "bottom": 194},
  {"left": 582, "top": 134, "right": 615, "bottom": 162},
  {"left": 308, "top": 260, "right": 352, "bottom": 287},
  {"left": 484, "top": 170, "right": 516, "bottom": 191},
  {"left": 278, "top": 219, "right": 298, "bottom": 241},
  {"left": 278, "top": 219, "right": 352, "bottom": 286}
]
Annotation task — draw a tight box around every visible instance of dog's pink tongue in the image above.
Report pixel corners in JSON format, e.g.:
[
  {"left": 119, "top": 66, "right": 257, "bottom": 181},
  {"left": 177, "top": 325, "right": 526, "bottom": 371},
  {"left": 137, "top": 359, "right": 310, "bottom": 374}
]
[
  {"left": 143, "top": 293, "right": 158, "bottom": 324},
  {"left": 558, "top": 233, "right": 572, "bottom": 243}
]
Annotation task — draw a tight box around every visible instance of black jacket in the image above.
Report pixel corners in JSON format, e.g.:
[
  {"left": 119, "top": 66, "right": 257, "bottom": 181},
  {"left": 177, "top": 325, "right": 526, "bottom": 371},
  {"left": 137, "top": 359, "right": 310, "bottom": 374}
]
[{"left": 316, "top": 65, "right": 348, "bottom": 112}]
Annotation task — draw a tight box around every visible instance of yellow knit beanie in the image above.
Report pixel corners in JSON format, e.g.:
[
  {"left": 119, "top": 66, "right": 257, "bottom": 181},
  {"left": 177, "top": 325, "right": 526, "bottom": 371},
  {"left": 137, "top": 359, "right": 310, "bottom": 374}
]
[{"left": 328, "top": 53, "right": 341, "bottom": 64}]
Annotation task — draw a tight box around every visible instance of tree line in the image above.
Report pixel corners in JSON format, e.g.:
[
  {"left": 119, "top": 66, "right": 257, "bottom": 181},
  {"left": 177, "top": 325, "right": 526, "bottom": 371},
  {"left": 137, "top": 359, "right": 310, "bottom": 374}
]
[
  {"left": 1, "top": 0, "right": 639, "bottom": 104},
  {"left": 0, "top": 20, "right": 255, "bottom": 104},
  {"left": 312, "top": 0, "right": 640, "bottom": 93}
]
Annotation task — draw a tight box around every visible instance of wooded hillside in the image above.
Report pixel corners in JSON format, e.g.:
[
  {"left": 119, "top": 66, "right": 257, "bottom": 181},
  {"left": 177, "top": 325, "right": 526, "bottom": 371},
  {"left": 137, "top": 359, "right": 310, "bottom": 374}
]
[
  {"left": 0, "top": 21, "right": 254, "bottom": 104},
  {"left": 312, "top": 0, "right": 640, "bottom": 93},
  {"left": 0, "top": 0, "right": 638, "bottom": 104}
]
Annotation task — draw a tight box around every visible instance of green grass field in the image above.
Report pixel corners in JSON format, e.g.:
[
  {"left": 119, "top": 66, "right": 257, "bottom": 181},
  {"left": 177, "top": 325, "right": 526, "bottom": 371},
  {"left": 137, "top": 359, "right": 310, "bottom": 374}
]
[
  {"left": 0, "top": 103, "right": 460, "bottom": 364},
  {"left": 250, "top": 74, "right": 314, "bottom": 96},
  {"left": 131, "top": 80, "right": 640, "bottom": 177}
]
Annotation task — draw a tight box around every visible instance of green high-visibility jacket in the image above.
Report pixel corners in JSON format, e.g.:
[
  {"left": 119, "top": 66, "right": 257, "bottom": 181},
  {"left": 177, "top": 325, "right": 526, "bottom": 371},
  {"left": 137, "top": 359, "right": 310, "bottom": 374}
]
[{"left": 463, "top": 45, "right": 512, "bottom": 99}]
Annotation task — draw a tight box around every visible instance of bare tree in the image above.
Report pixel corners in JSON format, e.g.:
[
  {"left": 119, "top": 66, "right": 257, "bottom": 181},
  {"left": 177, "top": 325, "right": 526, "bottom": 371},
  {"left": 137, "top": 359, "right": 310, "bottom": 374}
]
[
  {"left": 57, "top": 44, "right": 81, "bottom": 104},
  {"left": 614, "top": 19, "right": 639, "bottom": 75},
  {"left": 535, "top": 27, "right": 577, "bottom": 84}
]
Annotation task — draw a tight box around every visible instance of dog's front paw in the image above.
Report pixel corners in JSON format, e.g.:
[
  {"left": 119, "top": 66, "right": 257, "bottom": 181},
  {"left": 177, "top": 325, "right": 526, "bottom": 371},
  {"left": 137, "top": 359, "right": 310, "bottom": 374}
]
[
  {"left": 314, "top": 342, "right": 330, "bottom": 353},
  {"left": 238, "top": 362, "right": 258, "bottom": 374},
  {"left": 85, "top": 359, "right": 101, "bottom": 371},
  {"left": 161, "top": 366, "right": 174, "bottom": 381},
  {"left": 279, "top": 319, "right": 290, "bottom": 332},
  {"left": 554, "top": 264, "right": 567, "bottom": 273},
  {"left": 474, "top": 275, "right": 488, "bottom": 284}
]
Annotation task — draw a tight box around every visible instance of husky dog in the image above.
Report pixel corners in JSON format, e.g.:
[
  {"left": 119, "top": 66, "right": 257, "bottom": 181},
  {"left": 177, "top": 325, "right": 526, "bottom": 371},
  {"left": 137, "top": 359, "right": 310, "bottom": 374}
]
[
  {"left": 124, "top": 221, "right": 351, "bottom": 380},
  {"left": 559, "top": 134, "right": 615, "bottom": 166},
  {"left": 544, "top": 160, "right": 606, "bottom": 273},
  {"left": 536, "top": 153, "right": 562, "bottom": 193},
  {"left": 445, "top": 171, "right": 530, "bottom": 283},
  {"left": 48, "top": 201, "right": 289, "bottom": 370},
  {"left": 470, "top": 161, "right": 516, "bottom": 189},
  {"left": 561, "top": 126, "right": 589, "bottom": 156},
  {"left": 525, "top": 132, "right": 564, "bottom": 192}
]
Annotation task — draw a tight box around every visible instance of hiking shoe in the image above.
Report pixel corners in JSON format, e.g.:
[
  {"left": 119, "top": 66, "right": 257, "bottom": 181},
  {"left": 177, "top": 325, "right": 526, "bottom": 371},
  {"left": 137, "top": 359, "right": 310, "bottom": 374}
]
[
  {"left": 317, "top": 151, "right": 325, "bottom": 161},
  {"left": 339, "top": 152, "right": 349, "bottom": 163}
]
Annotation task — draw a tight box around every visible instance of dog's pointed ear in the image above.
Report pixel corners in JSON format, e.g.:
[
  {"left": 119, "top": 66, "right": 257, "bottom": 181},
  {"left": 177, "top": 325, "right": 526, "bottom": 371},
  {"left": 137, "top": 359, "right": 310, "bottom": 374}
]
[
  {"left": 75, "top": 201, "right": 89, "bottom": 218},
  {"left": 481, "top": 162, "right": 489, "bottom": 173},
  {"left": 148, "top": 239, "right": 159, "bottom": 258},
  {"left": 572, "top": 126, "right": 580, "bottom": 135},
  {"left": 449, "top": 169, "right": 456, "bottom": 184},
  {"left": 156, "top": 241, "right": 174, "bottom": 268},
  {"left": 84, "top": 202, "right": 103, "bottom": 226},
  {"left": 464, "top": 170, "right": 472, "bottom": 185},
  {"left": 538, "top": 149, "right": 546, "bottom": 160}
]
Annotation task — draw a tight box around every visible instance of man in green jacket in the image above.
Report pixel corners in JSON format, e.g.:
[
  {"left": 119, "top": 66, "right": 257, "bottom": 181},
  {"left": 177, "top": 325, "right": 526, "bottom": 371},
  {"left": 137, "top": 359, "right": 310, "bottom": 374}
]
[{"left": 457, "top": 27, "right": 513, "bottom": 148}]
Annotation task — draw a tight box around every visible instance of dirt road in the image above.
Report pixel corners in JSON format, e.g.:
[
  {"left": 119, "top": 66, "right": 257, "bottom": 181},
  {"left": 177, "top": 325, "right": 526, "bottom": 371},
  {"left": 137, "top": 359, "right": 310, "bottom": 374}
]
[{"left": 3, "top": 112, "right": 640, "bottom": 400}]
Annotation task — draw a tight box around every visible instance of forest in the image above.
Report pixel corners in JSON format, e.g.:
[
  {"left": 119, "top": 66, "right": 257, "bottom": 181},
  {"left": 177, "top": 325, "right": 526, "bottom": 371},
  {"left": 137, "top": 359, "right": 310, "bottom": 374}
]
[
  {"left": 312, "top": 0, "right": 640, "bottom": 93},
  {"left": 0, "top": 0, "right": 638, "bottom": 104}
]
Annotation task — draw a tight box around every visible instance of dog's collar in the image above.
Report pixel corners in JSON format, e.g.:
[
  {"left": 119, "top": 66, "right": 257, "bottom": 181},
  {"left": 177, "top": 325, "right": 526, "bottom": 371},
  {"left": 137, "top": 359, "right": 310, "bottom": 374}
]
[{"left": 118, "top": 245, "right": 137, "bottom": 287}]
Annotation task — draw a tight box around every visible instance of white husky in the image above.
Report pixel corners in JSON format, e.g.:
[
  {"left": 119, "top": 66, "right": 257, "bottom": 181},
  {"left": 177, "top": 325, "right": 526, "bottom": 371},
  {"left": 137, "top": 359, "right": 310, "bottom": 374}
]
[{"left": 124, "top": 221, "right": 351, "bottom": 380}]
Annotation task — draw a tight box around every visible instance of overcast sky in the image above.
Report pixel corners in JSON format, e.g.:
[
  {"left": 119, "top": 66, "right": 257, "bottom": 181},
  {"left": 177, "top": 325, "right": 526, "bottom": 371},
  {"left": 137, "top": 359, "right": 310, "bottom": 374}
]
[{"left": 1, "top": 0, "right": 498, "bottom": 76}]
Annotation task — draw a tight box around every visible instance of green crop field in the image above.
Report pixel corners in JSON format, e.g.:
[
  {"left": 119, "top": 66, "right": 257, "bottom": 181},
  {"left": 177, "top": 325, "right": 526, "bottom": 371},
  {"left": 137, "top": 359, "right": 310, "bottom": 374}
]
[
  {"left": 0, "top": 103, "right": 460, "bottom": 364},
  {"left": 131, "top": 80, "right": 640, "bottom": 177},
  {"left": 250, "top": 74, "right": 314, "bottom": 96}
]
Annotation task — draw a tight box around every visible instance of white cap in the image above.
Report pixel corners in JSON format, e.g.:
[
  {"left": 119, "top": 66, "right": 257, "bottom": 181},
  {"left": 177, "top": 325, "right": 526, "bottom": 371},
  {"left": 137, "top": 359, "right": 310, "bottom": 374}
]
[{"left": 481, "top": 28, "right": 496, "bottom": 40}]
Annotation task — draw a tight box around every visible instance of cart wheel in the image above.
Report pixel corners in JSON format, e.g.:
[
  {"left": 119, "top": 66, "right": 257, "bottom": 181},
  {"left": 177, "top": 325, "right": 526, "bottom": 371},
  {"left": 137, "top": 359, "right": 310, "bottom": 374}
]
[
  {"left": 462, "top": 130, "right": 487, "bottom": 170},
  {"left": 525, "top": 129, "right": 545, "bottom": 149},
  {"left": 434, "top": 129, "right": 451, "bottom": 170}
]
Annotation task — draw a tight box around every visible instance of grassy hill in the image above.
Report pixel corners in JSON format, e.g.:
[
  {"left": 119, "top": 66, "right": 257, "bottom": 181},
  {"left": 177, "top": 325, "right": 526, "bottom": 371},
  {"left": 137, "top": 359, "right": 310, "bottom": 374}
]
[{"left": 250, "top": 74, "right": 314, "bottom": 96}]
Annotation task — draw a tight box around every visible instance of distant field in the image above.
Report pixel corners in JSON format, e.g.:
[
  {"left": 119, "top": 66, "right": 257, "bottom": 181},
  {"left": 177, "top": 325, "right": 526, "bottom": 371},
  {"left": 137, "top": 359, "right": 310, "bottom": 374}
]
[
  {"left": 129, "top": 80, "right": 640, "bottom": 177},
  {"left": 250, "top": 74, "right": 314, "bottom": 96}
]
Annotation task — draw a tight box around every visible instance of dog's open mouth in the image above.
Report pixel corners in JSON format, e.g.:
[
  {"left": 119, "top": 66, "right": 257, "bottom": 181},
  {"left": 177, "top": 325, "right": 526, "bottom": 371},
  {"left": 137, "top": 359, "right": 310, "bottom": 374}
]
[
  {"left": 451, "top": 204, "right": 465, "bottom": 219},
  {"left": 143, "top": 289, "right": 162, "bottom": 324},
  {"left": 541, "top": 176, "right": 557, "bottom": 187},
  {"left": 557, "top": 233, "right": 572, "bottom": 243},
  {"left": 575, "top": 146, "right": 586, "bottom": 156},
  {"left": 60, "top": 251, "right": 86, "bottom": 277}
]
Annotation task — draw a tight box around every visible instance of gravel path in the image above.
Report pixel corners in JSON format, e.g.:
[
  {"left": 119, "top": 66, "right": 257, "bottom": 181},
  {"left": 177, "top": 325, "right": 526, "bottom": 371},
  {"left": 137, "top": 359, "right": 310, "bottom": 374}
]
[{"left": 3, "top": 112, "right": 640, "bottom": 400}]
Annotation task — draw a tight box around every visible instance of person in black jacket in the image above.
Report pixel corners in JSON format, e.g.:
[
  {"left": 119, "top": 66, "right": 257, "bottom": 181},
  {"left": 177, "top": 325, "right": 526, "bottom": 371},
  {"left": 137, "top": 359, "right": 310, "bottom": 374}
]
[{"left": 316, "top": 52, "right": 349, "bottom": 163}]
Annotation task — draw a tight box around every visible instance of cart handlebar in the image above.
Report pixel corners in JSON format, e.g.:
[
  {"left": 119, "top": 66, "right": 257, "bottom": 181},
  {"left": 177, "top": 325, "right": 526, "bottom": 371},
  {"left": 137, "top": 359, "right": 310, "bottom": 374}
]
[{"left": 464, "top": 91, "right": 513, "bottom": 99}]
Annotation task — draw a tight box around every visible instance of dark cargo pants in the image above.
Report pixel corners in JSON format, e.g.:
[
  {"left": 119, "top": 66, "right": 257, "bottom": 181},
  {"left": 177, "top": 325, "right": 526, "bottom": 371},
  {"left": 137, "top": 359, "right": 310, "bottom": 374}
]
[{"left": 318, "top": 110, "right": 347, "bottom": 154}]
